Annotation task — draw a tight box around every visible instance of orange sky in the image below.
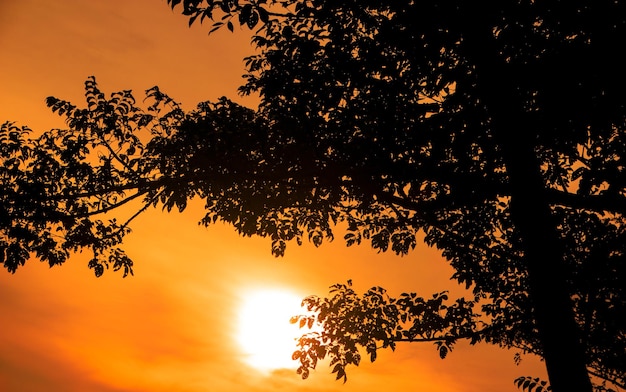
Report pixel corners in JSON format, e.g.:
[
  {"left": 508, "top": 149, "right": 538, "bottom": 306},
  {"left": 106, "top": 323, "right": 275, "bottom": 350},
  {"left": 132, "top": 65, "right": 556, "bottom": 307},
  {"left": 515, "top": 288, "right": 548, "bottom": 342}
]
[{"left": 0, "top": 1, "right": 547, "bottom": 391}]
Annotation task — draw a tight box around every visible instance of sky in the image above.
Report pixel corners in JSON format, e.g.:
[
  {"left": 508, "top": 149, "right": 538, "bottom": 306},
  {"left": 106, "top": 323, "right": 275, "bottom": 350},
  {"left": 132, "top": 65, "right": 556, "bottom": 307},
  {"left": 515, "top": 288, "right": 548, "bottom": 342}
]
[{"left": 0, "top": 1, "right": 547, "bottom": 391}]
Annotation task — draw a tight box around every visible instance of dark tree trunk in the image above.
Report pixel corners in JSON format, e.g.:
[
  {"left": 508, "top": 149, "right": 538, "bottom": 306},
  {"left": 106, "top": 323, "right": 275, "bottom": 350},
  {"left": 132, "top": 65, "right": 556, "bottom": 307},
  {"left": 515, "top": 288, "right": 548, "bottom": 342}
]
[
  {"left": 481, "top": 72, "right": 592, "bottom": 392},
  {"left": 501, "top": 135, "right": 593, "bottom": 392},
  {"left": 460, "top": 14, "right": 593, "bottom": 390}
]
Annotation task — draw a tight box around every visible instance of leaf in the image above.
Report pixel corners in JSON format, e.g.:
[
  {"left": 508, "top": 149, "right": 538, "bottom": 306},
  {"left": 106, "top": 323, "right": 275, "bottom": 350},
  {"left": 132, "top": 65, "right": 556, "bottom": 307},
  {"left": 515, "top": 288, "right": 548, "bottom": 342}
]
[
  {"left": 316, "top": 345, "right": 326, "bottom": 359},
  {"left": 246, "top": 11, "right": 259, "bottom": 29},
  {"left": 227, "top": 20, "right": 234, "bottom": 32},
  {"left": 209, "top": 21, "right": 224, "bottom": 33},
  {"left": 219, "top": 1, "right": 231, "bottom": 13},
  {"left": 336, "top": 367, "right": 345, "bottom": 382},
  {"left": 239, "top": 4, "right": 252, "bottom": 25},
  {"left": 257, "top": 6, "right": 269, "bottom": 23}
]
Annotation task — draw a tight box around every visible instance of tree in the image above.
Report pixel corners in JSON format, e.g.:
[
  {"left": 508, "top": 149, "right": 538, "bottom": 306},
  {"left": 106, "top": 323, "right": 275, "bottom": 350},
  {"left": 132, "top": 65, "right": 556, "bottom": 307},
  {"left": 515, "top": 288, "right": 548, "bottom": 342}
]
[{"left": 1, "top": 1, "right": 625, "bottom": 391}]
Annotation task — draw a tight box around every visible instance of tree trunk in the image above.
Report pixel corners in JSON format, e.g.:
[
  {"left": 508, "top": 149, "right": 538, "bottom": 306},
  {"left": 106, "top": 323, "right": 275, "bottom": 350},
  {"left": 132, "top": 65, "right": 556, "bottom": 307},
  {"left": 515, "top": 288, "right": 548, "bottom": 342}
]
[
  {"left": 480, "top": 68, "right": 592, "bottom": 392},
  {"left": 500, "top": 134, "right": 593, "bottom": 392},
  {"left": 460, "top": 14, "right": 593, "bottom": 391}
]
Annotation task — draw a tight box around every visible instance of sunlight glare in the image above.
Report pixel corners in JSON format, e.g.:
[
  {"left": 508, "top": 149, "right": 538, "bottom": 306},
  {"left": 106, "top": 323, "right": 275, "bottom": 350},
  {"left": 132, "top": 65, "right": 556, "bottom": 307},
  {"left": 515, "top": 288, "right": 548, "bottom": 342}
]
[{"left": 237, "top": 289, "right": 310, "bottom": 372}]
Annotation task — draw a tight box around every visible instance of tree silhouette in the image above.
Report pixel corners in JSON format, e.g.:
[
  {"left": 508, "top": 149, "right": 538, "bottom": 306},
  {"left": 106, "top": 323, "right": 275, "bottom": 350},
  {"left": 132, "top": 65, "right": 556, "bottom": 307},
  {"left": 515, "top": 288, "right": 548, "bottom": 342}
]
[{"left": 2, "top": 1, "right": 626, "bottom": 391}]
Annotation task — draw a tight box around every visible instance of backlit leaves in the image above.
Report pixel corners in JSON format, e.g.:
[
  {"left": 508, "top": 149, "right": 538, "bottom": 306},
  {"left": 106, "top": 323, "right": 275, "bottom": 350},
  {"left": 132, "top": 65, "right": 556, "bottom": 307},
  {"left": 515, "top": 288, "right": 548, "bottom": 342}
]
[
  {"left": 291, "top": 281, "right": 480, "bottom": 382},
  {"left": 515, "top": 376, "right": 552, "bottom": 392},
  {"left": 167, "top": 0, "right": 276, "bottom": 34}
]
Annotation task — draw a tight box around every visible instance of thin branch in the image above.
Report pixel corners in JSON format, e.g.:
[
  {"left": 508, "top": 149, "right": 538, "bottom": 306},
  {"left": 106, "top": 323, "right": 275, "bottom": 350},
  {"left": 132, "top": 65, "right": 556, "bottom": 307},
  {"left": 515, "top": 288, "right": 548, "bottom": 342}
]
[
  {"left": 75, "top": 189, "right": 149, "bottom": 218},
  {"left": 99, "top": 189, "right": 165, "bottom": 242},
  {"left": 50, "top": 176, "right": 169, "bottom": 201},
  {"left": 99, "top": 134, "right": 137, "bottom": 175},
  {"left": 587, "top": 368, "right": 626, "bottom": 391},
  {"left": 119, "top": 189, "right": 165, "bottom": 232},
  {"left": 393, "top": 324, "right": 497, "bottom": 344},
  {"left": 546, "top": 188, "right": 626, "bottom": 216}
]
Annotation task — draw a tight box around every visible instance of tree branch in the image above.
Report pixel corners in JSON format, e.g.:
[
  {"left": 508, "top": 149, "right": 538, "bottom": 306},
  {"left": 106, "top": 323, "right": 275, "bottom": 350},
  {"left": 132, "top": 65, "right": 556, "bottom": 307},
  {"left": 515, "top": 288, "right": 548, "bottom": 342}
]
[
  {"left": 546, "top": 188, "right": 626, "bottom": 216},
  {"left": 76, "top": 189, "right": 149, "bottom": 218}
]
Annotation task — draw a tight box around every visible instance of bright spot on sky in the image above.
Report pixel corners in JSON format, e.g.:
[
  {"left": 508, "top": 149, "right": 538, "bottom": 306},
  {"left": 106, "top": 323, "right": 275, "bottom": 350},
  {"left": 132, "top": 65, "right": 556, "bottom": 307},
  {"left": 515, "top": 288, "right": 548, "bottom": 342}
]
[{"left": 237, "top": 289, "right": 309, "bottom": 372}]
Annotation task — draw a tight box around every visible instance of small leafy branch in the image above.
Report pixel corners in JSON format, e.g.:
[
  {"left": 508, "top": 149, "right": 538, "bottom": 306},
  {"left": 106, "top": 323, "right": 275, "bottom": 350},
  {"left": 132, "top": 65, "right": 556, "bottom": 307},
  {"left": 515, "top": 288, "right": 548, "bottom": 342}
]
[{"left": 515, "top": 376, "right": 552, "bottom": 392}]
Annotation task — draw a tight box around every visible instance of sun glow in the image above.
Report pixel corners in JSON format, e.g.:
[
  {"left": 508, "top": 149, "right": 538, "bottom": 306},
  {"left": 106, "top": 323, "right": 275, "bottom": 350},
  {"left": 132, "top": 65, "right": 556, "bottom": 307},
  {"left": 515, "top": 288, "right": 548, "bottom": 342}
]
[{"left": 237, "top": 289, "right": 309, "bottom": 372}]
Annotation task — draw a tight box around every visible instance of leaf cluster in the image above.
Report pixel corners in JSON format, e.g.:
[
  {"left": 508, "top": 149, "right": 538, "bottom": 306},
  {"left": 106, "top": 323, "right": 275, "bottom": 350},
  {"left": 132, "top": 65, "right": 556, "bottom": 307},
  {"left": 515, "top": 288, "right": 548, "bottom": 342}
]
[
  {"left": 168, "top": 0, "right": 275, "bottom": 32},
  {"left": 290, "top": 281, "right": 480, "bottom": 382}
]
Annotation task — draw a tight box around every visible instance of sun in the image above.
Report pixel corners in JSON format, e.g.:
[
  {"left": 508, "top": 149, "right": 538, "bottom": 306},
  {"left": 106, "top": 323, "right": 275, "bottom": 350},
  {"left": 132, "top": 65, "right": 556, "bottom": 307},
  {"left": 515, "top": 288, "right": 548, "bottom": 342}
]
[{"left": 236, "top": 289, "right": 308, "bottom": 372}]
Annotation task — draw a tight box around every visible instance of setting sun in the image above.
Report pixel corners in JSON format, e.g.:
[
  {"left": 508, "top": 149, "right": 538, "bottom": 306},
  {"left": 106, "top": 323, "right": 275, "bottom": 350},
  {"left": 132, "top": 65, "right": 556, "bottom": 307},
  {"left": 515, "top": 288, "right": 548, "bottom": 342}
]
[{"left": 236, "top": 289, "right": 309, "bottom": 372}]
